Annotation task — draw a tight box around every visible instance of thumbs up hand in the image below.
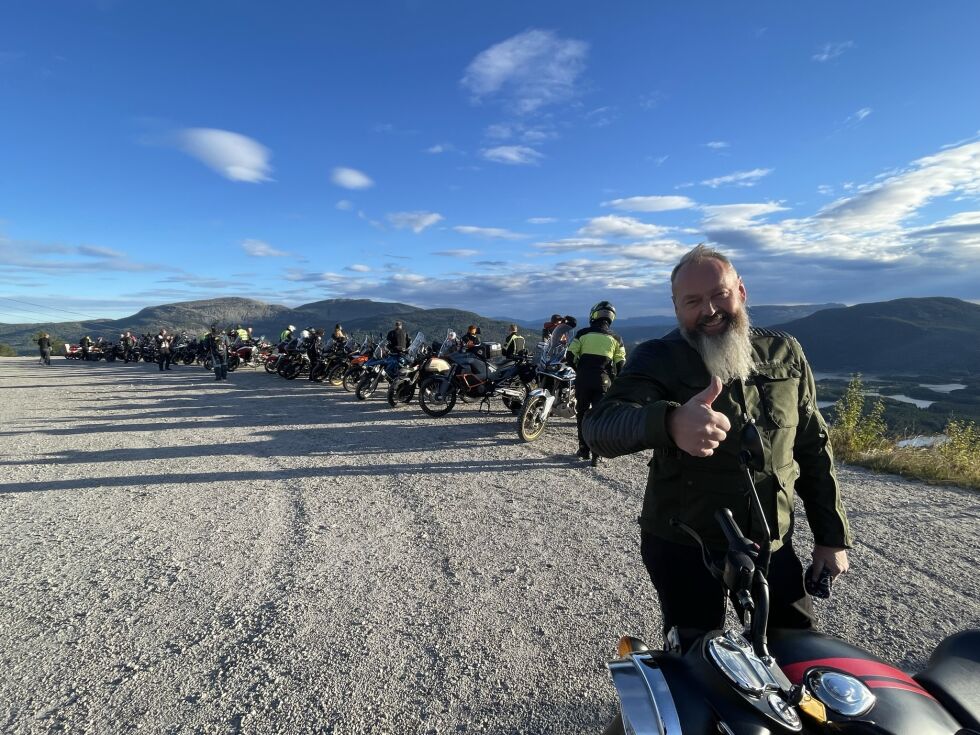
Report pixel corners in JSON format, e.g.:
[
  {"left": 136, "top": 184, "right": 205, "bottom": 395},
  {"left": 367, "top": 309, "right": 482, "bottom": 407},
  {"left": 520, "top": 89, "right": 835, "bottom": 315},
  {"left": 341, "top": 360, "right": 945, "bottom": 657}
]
[{"left": 666, "top": 376, "right": 732, "bottom": 457}]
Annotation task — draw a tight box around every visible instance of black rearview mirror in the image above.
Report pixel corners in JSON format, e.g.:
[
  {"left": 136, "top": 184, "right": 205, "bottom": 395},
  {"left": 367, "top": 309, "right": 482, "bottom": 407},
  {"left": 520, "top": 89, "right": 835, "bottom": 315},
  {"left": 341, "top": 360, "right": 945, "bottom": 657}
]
[{"left": 740, "top": 421, "right": 765, "bottom": 472}]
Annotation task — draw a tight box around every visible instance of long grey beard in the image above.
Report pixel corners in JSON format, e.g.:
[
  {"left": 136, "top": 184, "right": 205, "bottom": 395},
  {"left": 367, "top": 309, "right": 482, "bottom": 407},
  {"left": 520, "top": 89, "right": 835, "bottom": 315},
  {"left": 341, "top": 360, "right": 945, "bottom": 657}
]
[{"left": 681, "top": 310, "right": 755, "bottom": 384}]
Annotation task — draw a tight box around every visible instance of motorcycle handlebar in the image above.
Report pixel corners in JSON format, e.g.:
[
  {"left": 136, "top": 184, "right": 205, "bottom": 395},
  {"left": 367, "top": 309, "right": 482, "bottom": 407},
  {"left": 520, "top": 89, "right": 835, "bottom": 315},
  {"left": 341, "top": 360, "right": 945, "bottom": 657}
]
[{"left": 715, "top": 508, "right": 748, "bottom": 548}]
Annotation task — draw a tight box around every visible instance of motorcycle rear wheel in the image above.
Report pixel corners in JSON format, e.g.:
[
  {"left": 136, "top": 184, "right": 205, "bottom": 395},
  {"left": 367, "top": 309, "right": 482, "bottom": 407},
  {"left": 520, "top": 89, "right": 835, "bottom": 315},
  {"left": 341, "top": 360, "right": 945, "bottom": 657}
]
[
  {"left": 327, "top": 364, "right": 346, "bottom": 386},
  {"left": 342, "top": 367, "right": 363, "bottom": 392},
  {"left": 518, "top": 395, "right": 548, "bottom": 441},
  {"left": 265, "top": 358, "right": 278, "bottom": 374},
  {"left": 419, "top": 377, "right": 457, "bottom": 417},
  {"left": 204, "top": 356, "right": 214, "bottom": 370},
  {"left": 280, "top": 362, "right": 301, "bottom": 380},
  {"left": 227, "top": 357, "right": 239, "bottom": 372},
  {"left": 310, "top": 363, "right": 327, "bottom": 383}
]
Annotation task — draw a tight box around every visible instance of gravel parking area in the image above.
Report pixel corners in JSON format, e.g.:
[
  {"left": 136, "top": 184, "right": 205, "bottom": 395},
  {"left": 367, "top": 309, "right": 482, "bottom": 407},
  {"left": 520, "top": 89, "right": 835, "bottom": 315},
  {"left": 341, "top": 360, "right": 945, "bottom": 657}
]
[{"left": 1, "top": 357, "right": 977, "bottom": 734}]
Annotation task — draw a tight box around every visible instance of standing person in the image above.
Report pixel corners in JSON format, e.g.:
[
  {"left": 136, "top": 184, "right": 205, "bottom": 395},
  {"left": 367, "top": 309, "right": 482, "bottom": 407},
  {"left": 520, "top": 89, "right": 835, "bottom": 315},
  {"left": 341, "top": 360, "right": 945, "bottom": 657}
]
[
  {"left": 37, "top": 332, "right": 52, "bottom": 366},
  {"left": 280, "top": 325, "right": 296, "bottom": 343},
  {"left": 386, "top": 320, "right": 409, "bottom": 354},
  {"left": 79, "top": 335, "right": 93, "bottom": 360},
  {"left": 205, "top": 324, "right": 230, "bottom": 381},
  {"left": 583, "top": 244, "right": 851, "bottom": 649},
  {"left": 331, "top": 323, "right": 347, "bottom": 345},
  {"left": 502, "top": 324, "right": 526, "bottom": 359},
  {"left": 307, "top": 328, "right": 324, "bottom": 381},
  {"left": 155, "top": 329, "right": 172, "bottom": 371},
  {"left": 566, "top": 302, "right": 626, "bottom": 464}
]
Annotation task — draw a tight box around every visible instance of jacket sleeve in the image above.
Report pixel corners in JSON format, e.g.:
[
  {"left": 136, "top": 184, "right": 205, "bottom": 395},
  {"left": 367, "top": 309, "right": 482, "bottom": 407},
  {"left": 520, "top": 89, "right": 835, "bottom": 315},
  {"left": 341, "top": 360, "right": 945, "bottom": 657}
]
[
  {"left": 793, "top": 351, "right": 853, "bottom": 548},
  {"left": 583, "top": 340, "right": 681, "bottom": 458}
]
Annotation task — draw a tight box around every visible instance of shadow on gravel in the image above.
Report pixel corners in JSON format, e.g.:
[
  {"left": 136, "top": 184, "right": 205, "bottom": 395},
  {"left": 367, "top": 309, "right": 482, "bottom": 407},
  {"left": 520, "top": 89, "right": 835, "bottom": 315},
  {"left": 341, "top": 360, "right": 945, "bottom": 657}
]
[{"left": 0, "top": 363, "right": 578, "bottom": 494}]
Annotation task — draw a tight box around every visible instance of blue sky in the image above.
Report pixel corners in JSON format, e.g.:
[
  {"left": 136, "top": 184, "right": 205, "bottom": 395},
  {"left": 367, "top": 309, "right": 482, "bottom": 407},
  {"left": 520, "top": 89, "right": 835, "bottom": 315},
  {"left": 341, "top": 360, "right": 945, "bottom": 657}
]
[{"left": 2, "top": 0, "right": 979, "bottom": 323}]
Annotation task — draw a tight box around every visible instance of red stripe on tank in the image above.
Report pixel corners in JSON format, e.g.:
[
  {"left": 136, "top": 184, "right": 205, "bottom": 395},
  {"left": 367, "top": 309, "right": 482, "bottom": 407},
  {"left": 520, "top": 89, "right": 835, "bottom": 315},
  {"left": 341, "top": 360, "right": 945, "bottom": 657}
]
[
  {"left": 862, "top": 678, "right": 937, "bottom": 699},
  {"left": 780, "top": 657, "right": 922, "bottom": 689}
]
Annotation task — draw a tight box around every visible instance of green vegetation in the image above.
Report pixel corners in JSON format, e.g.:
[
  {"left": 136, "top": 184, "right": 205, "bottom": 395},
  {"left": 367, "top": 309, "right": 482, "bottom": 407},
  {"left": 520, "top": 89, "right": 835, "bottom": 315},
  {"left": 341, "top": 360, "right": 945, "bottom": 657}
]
[
  {"left": 828, "top": 375, "right": 980, "bottom": 490},
  {"left": 0, "top": 343, "right": 17, "bottom": 357}
]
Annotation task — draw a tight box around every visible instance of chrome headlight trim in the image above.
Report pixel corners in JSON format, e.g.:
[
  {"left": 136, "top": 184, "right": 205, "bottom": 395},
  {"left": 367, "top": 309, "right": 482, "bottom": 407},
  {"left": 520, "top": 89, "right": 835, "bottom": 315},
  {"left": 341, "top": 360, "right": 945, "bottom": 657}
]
[
  {"left": 806, "top": 669, "right": 876, "bottom": 717},
  {"left": 607, "top": 654, "right": 682, "bottom": 735},
  {"left": 707, "top": 632, "right": 780, "bottom": 697},
  {"left": 767, "top": 693, "right": 802, "bottom": 730}
]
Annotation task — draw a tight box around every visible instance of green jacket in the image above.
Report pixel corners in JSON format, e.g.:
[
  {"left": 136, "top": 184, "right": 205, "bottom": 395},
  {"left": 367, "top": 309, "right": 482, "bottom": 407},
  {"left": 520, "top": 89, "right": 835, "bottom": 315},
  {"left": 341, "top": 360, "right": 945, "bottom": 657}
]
[{"left": 583, "top": 327, "right": 851, "bottom": 552}]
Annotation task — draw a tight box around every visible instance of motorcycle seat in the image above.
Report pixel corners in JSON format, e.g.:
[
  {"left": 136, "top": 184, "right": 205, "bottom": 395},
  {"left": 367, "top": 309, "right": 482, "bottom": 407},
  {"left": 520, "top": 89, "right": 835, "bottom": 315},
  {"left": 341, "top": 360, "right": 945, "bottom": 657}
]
[
  {"left": 914, "top": 629, "right": 980, "bottom": 729},
  {"left": 491, "top": 357, "right": 514, "bottom": 368}
]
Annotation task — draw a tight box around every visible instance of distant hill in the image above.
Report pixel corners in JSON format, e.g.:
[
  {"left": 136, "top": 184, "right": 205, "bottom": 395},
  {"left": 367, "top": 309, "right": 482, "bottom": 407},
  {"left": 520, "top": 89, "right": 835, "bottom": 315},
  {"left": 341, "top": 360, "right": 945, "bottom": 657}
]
[
  {"left": 0, "top": 297, "right": 521, "bottom": 353},
  {"left": 773, "top": 297, "right": 980, "bottom": 374}
]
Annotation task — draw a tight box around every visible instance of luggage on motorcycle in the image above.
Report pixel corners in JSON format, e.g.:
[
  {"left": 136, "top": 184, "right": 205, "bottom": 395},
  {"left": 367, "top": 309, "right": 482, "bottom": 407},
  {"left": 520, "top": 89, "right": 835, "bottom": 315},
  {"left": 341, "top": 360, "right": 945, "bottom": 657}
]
[{"left": 472, "top": 342, "right": 501, "bottom": 360}]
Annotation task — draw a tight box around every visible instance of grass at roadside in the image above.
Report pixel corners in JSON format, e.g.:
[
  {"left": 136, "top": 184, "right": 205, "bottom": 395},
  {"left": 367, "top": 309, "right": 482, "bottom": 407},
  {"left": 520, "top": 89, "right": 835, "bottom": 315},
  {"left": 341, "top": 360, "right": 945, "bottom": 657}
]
[{"left": 829, "top": 376, "right": 980, "bottom": 490}]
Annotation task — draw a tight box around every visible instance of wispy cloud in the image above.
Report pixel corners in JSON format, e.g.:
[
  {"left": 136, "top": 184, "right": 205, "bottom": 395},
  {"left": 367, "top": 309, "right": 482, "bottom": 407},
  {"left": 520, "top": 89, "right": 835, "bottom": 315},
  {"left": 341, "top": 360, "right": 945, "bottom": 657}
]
[
  {"left": 426, "top": 143, "right": 456, "bottom": 154},
  {"left": 432, "top": 249, "right": 480, "bottom": 258},
  {"left": 387, "top": 211, "right": 444, "bottom": 233},
  {"left": 336, "top": 199, "right": 353, "bottom": 210},
  {"left": 176, "top": 128, "right": 272, "bottom": 183},
  {"left": 241, "top": 239, "right": 288, "bottom": 257},
  {"left": 453, "top": 225, "right": 527, "bottom": 240},
  {"left": 346, "top": 264, "right": 371, "bottom": 272},
  {"left": 481, "top": 145, "right": 543, "bottom": 165},
  {"left": 331, "top": 167, "right": 374, "bottom": 190},
  {"left": 701, "top": 168, "right": 772, "bottom": 188},
  {"left": 602, "top": 195, "right": 696, "bottom": 213},
  {"left": 704, "top": 141, "right": 730, "bottom": 150},
  {"left": 461, "top": 29, "right": 589, "bottom": 114},
  {"left": 842, "top": 107, "right": 873, "bottom": 128},
  {"left": 528, "top": 217, "right": 557, "bottom": 224},
  {"left": 812, "top": 41, "right": 855, "bottom": 63},
  {"left": 579, "top": 215, "right": 670, "bottom": 240}
]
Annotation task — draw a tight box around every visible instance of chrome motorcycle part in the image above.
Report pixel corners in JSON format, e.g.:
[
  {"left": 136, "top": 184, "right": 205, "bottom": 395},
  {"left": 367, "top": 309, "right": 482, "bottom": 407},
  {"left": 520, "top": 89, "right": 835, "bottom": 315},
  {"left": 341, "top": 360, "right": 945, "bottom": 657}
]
[
  {"left": 766, "top": 693, "right": 802, "bottom": 729},
  {"left": 607, "top": 653, "right": 681, "bottom": 735},
  {"left": 707, "top": 631, "right": 781, "bottom": 697},
  {"left": 805, "top": 669, "right": 876, "bottom": 717}
]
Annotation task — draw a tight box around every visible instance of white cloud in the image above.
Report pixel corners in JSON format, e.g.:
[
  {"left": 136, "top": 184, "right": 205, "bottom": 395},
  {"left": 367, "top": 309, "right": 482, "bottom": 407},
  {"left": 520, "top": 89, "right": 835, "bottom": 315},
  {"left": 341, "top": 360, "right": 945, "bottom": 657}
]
[
  {"left": 426, "top": 143, "right": 454, "bottom": 154},
  {"left": 855, "top": 107, "right": 873, "bottom": 122},
  {"left": 176, "top": 128, "right": 272, "bottom": 183},
  {"left": 813, "top": 41, "right": 855, "bottom": 62},
  {"left": 701, "top": 168, "right": 773, "bottom": 188},
  {"left": 579, "top": 215, "right": 670, "bottom": 239},
  {"left": 705, "top": 141, "right": 730, "bottom": 149},
  {"left": 814, "top": 141, "right": 980, "bottom": 234},
  {"left": 528, "top": 217, "right": 557, "bottom": 224},
  {"left": 241, "top": 239, "right": 288, "bottom": 257},
  {"left": 481, "top": 145, "right": 543, "bottom": 165},
  {"left": 336, "top": 199, "right": 353, "bottom": 210},
  {"left": 78, "top": 245, "right": 126, "bottom": 258},
  {"left": 387, "top": 211, "right": 444, "bottom": 234},
  {"left": 602, "top": 195, "right": 696, "bottom": 212},
  {"left": 346, "top": 264, "right": 371, "bottom": 272},
  {"left": 817, "top": 185, "right": 835, "bottom": 196},
  {"left": 453, "top": 225, "right": 527, "bottom": 240},
  {"left": 331, "top": 167, "right": 374, "bottom": 190},
  {"left": 433, "top": 249, "right": 480, "bottom": 258},
  {"left": 700, "top": 202, "right": 789, "bottom": 228},
  {"left": 461, "top": 29, "right": 588, "bottom": 114}
]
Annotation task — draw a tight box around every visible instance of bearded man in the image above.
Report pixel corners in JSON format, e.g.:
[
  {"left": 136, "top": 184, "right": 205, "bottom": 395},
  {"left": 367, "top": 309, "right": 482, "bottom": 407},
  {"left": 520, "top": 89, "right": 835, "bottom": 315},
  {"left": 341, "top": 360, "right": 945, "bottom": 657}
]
[{"left": 583, "top": 244, "right": 851, "bottom": 648}]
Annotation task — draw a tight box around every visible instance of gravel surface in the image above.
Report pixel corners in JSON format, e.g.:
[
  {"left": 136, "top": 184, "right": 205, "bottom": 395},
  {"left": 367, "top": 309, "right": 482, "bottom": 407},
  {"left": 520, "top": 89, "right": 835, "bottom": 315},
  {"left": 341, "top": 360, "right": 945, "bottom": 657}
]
[{"left": 1, "top": 356, "right": 978, "bottom": 734}]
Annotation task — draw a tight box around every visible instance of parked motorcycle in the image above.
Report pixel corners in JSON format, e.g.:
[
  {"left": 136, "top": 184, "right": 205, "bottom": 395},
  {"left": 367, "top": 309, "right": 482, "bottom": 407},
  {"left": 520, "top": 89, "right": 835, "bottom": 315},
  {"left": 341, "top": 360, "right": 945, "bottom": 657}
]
[
  {"left": 342, "top": 342, "right": 377, "bottom": 392},
  {"left": 604, "top": 421, "right": 980, "bottom": 734},
  {"left": 276, "top": 335, "right": 311, "bottom": 380},
  {"left": 355, "top": 338, "right": 411, "bottom": 400},
  {"left": 418, "top": 340, "right": 535, "bottom": 417},
  {"left": 385, "top": 333, "right": 435, "bottom": 406},
  {"left": 518, "top": 325, "right": 577, "bottom": 441}
]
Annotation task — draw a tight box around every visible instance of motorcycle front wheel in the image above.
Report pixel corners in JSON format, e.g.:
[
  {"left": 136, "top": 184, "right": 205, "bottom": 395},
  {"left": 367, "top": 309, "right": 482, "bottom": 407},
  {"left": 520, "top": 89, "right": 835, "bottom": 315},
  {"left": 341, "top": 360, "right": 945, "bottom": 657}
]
[
  {"left": 264, "top": 357, "right": 278, "bottom": 374},
  {"left": 518, "top": 394, "right": 548, "bottom": 441},
  {"left": 310, "top": 363, "right": 327, "bottom": 383},
  {"left": 419, "top": 377, "right": 457, "bottom": 417},
  {"left": 227, "top": 356, "right": 240, "bottom": 372},
  {"left": 355, "top": 373, "right": 380, "bottom": 400},
  {"left": 387, "top": 379, "right": 416, "bottom": 407}
]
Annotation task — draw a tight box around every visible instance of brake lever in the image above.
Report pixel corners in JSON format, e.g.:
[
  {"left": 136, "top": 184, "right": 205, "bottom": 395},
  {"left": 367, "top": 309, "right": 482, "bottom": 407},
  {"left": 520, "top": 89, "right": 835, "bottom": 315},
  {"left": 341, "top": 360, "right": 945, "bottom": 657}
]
[{"left": 669, "top": 518, "right": 724, "bottom": 582}]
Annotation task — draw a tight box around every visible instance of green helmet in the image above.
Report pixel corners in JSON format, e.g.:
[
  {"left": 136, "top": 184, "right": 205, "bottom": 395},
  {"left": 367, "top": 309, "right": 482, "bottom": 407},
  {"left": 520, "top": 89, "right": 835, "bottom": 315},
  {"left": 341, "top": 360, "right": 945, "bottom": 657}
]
[{"left": 590, "top": 301, "right": 616, "bottom": 323}]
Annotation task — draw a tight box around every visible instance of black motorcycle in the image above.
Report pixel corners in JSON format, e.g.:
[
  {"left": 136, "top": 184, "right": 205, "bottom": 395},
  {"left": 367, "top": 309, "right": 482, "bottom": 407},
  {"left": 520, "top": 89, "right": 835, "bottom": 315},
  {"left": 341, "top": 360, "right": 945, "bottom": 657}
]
[
  {"left": 604, "top": 422, "right": 980, "bottom": 734},
  {"left": 418, "top": 342, "right": 534, "bottom": 418}
]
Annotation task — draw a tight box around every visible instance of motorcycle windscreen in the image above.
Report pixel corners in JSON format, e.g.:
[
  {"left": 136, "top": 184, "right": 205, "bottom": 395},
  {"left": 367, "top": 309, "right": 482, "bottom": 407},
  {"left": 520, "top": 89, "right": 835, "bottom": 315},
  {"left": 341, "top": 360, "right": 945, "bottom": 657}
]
[
  {"left": 407, "top": 332, "right": 426, "bottom": 359},
  {"left": 543, "top": 324, "right": 573, "bottom": 364}
]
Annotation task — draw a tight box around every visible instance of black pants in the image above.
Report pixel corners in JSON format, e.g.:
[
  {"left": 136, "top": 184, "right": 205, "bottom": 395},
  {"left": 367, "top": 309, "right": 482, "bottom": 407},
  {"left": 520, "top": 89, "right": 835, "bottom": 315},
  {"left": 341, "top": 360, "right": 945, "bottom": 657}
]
[
  {"left": 157, "top": 353, "right": 172, "bottom": 370},
  {"left": 575, "top": 381, "right": 607, "bottom": 452},
  {"left": 641, "top": 533, "right": 814, "bottom": 643},
  {"left": 40, "top": 349, "right": 51, "bottom": 365}
]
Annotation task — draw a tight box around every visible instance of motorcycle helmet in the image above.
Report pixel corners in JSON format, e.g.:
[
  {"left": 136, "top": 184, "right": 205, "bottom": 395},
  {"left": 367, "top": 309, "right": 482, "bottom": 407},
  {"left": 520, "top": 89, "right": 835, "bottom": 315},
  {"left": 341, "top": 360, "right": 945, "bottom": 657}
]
[
  {"left": 287, "top": 325, "right": 296, "bottom": 332},
  {"left": 300, "top": 329, "right": 310, "bottom": 340},
  {"left": 589, "top": 301, "right": 616, "bottom": 324},
  {"left": 563, "top": 315, "right": 577, "bottom": 328}
]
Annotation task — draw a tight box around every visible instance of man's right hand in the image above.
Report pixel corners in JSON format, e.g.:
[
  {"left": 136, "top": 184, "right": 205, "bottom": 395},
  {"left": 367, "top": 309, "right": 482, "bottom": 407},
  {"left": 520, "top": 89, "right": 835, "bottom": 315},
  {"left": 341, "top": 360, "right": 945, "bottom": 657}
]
[{"left": 666, "top": 376, "right": 731, "bottom": 457}]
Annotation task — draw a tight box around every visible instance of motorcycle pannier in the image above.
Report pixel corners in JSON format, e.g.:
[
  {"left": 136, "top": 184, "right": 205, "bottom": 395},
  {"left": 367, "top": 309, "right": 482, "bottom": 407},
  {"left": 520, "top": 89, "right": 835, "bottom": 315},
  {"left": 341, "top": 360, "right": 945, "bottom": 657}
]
[{"left": 474, "top": 342, "right": 502, "bottom": 360}]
